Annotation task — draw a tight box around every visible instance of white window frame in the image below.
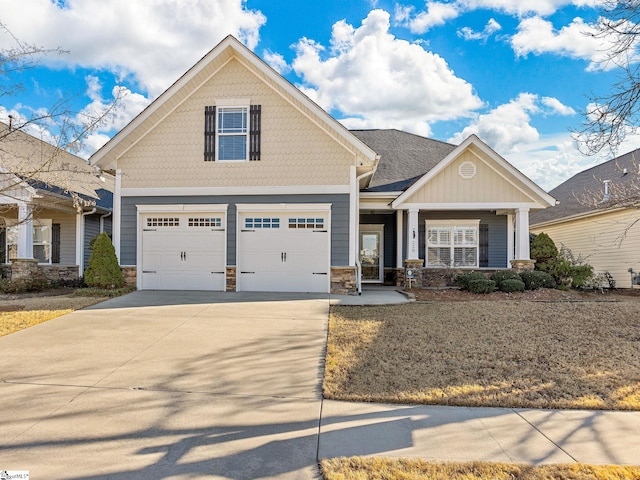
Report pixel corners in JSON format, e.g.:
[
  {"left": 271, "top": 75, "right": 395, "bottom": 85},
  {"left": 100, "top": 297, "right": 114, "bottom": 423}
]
[
  {"left": 425, "top": 220, "right": 480, "bottom": 268},
  {"left": 216, "top": 104, "right": 249, "bottom": 162},
  {"left": 33, "top": 219, "right": 53, "bottom": 264}
]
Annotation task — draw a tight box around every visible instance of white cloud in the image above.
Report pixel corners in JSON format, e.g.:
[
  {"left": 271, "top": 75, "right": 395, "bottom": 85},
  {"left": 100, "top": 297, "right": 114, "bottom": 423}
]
[
  {"left": 263, "top": 50, "right": 291, "bottom": 75},
  {"left": 541, "top": 96, "right": 576, "bottom": 116},
  {"left": 510, "top": 16, "right": 623, "bottom": 70},
  {"left": 458, "top": 18, "right": 502, "bottom": 41},
  {"left": 394, "top": 0, "right": 603, "bottom": 34},
  {"left": 0, "top": 0, "right": 266, "bottom": 97},
  {"left": 395, "top": 2, "right": 460, "bottom": 34},
  {"left": 449, "top": 93, "right": 543, "bottom": 153},
  {"left": 292, "top": 9, "right": 483, "bottom": 136}
]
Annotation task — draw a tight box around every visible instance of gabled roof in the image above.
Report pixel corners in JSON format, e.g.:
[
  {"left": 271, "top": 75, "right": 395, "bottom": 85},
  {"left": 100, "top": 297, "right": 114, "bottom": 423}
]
[
  {"left": 391, "top": 134, "right": 556, "bottom": 209},
  {"left": 351, "top": 129, "right": 456, "bottom": 192},
  {"left": 91, "top": 35, "right": 378, "bottom": 170},
  {"left": 530, "top": 148, "right": 640, "bottom": 226},
  {"left": 0, "top": 122, "right": 106, "bottom": 200}
]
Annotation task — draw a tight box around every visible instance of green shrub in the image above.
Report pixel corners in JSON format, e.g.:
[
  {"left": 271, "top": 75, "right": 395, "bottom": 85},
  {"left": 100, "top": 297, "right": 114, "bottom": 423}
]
[
  {"left": 519, "top": 270, "right": 556, "bottom": 290},
  {"left": 530, "top": 232, "right": 560, "bottom": 274},
  {"left": 0, "top": 277, "right": 50, "bottom": 294},
  {"left": 499, "top": 278, "right": 525, "bottom": 293},
  {"left": 468, "top": 279, "right": 496, "bottom": 294},
  {"left": 453, "top": 271, "right": 487, "bottom": 290},
  {"left": 83, "top": 232, "right": 125, "bottom": 289},
  {"left": 490, "top": 270, "right": 522, "bottom": 288}
]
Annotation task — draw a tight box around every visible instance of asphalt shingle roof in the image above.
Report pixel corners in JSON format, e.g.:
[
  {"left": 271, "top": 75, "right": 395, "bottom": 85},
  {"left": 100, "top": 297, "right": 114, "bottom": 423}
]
[
  {"left": 350, "top": 129, "right": 457, "bottom": 192},
  {"left": 530, "top": 148, "right": 640, "bottom": 225}
]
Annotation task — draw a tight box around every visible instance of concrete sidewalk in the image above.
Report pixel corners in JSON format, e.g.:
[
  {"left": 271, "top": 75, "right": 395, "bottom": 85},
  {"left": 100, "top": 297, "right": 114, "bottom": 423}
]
[{"left": 318, "top": 400, "right": 640, "bottom": 465}]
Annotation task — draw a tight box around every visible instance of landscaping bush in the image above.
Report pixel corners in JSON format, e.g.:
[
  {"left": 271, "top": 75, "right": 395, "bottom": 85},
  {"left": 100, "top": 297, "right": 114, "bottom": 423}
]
[
  {"left": 519, "top": 270, "right": 556, "bottom": 290},
  {"left": 530, "top": 233, "right": 559, "bottom": 274},
  {"left": 468, "top": 278, "right": 496, "bottom": 294},
  {"left": 490, "top": 270, "right": 522, "bottom": 288},
  {"left": 499, "top": 278, "right": 526, "bottom": 293},
  {"left": 83, "top": 232, "right": 125, "bottom": 289},
  {"left": 0, "top": 277, "right": 50, "bottom": 294},
  {"left": 453, "top": 271, "right": 487, "bottom": 290}
]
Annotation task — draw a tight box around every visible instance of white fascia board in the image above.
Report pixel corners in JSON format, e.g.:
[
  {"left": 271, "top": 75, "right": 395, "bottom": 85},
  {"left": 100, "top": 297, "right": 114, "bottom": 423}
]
[
  {"left": 398, "top": 202, "right": 545, "bottom": 210},
  {"left": 359, "top": 201, "right": 395, "bottom": 210},
  {"left": 236, "top": 203, "right": 331, "bottom": 212},
  {"left": 391, "top": 134, "right": 556, "bottom": 209},
  {"left": 91, "top": 35, "right": 378, "bottom": 169},
  {"left": 136, "top": 204, "right": 229, "bottom": 213},
  {"left": 122, "top": 185, "right": 350, "bottom": 197}
]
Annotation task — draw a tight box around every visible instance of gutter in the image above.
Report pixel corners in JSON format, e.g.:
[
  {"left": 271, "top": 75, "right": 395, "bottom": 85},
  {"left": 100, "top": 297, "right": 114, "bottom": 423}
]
[
  {"left": 100, "top": 211, "right": 112, "bottom": 234},
  {"left": 77, "top": 208, "right": 97, "bottom": 275}
]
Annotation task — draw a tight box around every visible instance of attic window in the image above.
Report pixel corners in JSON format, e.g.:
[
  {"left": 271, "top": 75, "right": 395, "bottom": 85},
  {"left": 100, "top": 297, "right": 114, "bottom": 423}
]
[
  {"left": 458, "top": 161, "right": 476, "bottom": 179},
  {"left": 204, "top": 104, "right": 261, "bottom": 161}
]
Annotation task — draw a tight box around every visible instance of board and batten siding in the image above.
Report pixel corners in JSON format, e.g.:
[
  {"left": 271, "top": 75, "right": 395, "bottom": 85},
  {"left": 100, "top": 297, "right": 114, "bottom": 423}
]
[
  {"left": 117, "top": 58, "right": 355, "bottom": 191},
  {"left": 406, "top": 149, "right": 535, "bottom": 205},
  {"left": 120, "top": 194, "right": 351, "bottom": 267},
  {"left": 531, "top": 209, "right": 640, "bottom": 288}
]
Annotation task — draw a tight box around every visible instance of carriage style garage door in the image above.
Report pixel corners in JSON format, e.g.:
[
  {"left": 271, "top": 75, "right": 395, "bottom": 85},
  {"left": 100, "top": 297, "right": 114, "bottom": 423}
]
[
  {"left": 237, "top": 205, "right": 330, "bottom": 293},
  {"left": 139, "top": 210, "right": 226, "bottom": 291}
]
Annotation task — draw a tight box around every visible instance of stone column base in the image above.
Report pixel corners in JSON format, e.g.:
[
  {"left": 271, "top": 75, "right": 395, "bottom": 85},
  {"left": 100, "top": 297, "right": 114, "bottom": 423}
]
[
  {"left": 120, "top": 266, "right": 137, "bottom": 288},
  {"left": 510, "top": 259, "right": 536, "bottom": 273},
  {"left": 10, "top": 259, "right": 42, "bottom": 282},
  {"left": 331, "top": 266, "right": 357, "bottom": 295},
  {"left": 226, "top": 266, "right": 237, "bottom": 292}
]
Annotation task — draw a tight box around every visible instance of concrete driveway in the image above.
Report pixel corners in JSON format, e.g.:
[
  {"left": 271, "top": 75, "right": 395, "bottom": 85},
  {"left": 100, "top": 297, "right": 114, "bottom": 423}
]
[{"left": 0, "top": 291, "right": 330, "bottom": 479}]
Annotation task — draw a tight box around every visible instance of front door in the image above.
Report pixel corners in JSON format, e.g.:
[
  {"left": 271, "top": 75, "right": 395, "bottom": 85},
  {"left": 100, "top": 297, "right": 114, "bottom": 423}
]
[{"left": 360, "top": 225, "right": 383, "bottom": 283}]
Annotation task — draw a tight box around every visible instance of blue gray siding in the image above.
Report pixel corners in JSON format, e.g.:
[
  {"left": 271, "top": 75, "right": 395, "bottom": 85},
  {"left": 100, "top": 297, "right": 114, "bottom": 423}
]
[
  {"left": 120, "top": 194, "right": 351, "bottom": 266},
  {"left": 83, "top": 215, "right": 101, "bottom": 269},
  {"left": 419, "top": 211, "right": 508, "bottom": 268}
]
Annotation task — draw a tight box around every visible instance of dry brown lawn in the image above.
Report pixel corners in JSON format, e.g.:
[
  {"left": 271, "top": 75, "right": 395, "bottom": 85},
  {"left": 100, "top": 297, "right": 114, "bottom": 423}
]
[
  {"left": 325, "top": 297, "right": 640, "bottom": 410},
  {"left": 320, "top": 457, "right": 640, "bottom": 480},
  {"left": 0, "top": 291, "right": 108, "bottom": 337}
]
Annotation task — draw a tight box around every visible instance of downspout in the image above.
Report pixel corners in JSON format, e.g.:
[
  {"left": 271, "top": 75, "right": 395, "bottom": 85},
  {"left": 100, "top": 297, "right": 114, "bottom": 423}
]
[
  {"left": 354, "top": 169, "right": 375, "bottom": 295},
  {"left": 100, "top": 212, "right": 112, "bottom": 234},
  {"left": 77, "top": 208, "right": 96, "bottom": 276}
]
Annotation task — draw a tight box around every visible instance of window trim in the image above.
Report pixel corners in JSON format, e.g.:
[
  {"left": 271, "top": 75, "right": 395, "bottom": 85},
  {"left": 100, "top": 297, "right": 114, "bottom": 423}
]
[
  {"left": 425, "top": 219, "right": 480, "bottom": 268},
  {"left": 216, "top": 105, "right": 249, "bottom": 162},
  {"left": 33, "top": 219, "right": 53, "bottom": 265}
]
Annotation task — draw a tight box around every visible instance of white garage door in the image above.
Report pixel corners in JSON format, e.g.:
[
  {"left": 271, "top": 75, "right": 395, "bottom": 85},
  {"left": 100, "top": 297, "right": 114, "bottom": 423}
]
[
  {"left": 141, "top": 214, "right": 226, "bottom": 290},
  {"left": 237, "top": 210, "right": 330, "bottom": 293}
]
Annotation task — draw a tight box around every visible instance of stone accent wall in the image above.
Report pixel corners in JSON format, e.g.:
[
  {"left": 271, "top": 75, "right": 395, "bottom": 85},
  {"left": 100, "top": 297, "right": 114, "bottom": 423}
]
[
  {"left": 121, "top": 266, "right": 137, "bottom": 288},
  {"left": 9, "top": 259, "right": 43, "bottom": 282},
  {"left": 510, "top": 259, "right": 536, "bottom": 273},
  {"left": 226, "top": 266, "right": 237, "bottom": 292},
  {"left": 331, "top": 266, "right": 357, "bottom": 295},
  {"left": 40, "top": 265, "right": 80, "bottom": 284}
]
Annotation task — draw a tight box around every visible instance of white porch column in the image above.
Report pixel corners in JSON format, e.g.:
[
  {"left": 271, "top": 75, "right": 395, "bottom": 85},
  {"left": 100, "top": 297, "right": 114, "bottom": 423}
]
[
  {"left": 349, "top": 166, "right": 357, "bottom": 266},
  {"left": 407, "top": 208, "right": 419, "bottom": 259},
  {"left": 16, "top": 202, "right": 33, "bottom": 259},
  {"left": 506, "top": 213, "right": 514, "bottom": 267},
  {"left": 396, "top": 209, "right": 403, "bottom": 268},
  {"left": 515, "top": 208, "right": 530, "bottom": 260},
  {"left": 113, "top": 169, "right": 122, "bottom": 262}
]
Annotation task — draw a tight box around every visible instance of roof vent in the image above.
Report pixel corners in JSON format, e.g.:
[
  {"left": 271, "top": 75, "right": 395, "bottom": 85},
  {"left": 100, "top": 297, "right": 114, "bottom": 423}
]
[
  {"left": 458, "top": 161, "right": 477, "bottom": 180},
  {"left": 602, "top": 179, "right": 611, "bottom": 202}
]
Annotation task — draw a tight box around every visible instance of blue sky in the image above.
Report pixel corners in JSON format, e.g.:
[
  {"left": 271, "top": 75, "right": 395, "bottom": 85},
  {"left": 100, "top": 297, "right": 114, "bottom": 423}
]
[{"left": 0, "top": 0, "right": 634, "bottom": 190}]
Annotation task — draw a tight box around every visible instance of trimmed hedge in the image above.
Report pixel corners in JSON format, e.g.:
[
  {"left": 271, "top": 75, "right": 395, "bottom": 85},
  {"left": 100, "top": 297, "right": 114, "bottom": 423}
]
[
  {"left": 84, "top": 232, "right": 125, "bottom": 289},
  {"left": 468, "top": 279, "right": 496, "bottom": 294},
  {"left": 519, "top": 270, "right": 556, "bottom": 290},
  {"left": 499, "top": 278, "right": 526, "bottom": 293},
  {"left": 490, "top": 270, "right": 522, "bottom": 287},
  {"left": 453, "top": 271, "right": 487, "bottom": 290}
]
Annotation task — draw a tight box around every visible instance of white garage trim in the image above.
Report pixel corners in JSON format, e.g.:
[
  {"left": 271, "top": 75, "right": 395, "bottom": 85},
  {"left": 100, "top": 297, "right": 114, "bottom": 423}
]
[
  {"left": 236, "top": 203, "right": 332, "bottom": 212},
  {"left": 136, "top": 204, "right": 228, "bottom": 291}
]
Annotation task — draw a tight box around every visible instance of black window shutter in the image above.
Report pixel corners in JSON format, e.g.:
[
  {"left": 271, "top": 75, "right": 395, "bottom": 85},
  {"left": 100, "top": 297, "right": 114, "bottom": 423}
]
[
  {"left": 479, "top": 223, "right": 488, "bottom": 267},
  {"left": 52, "top": 223, "right": 61, "bottom": 264},
  {"left": 204, "top": 106, "right": 216, "bottom": 161},
  {"left": 250, "top": 104, "right": 261, "bottom": 161}
]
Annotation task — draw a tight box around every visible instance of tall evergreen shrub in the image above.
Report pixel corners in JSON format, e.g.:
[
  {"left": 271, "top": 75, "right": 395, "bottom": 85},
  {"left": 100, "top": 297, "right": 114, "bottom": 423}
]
[{"left": 84, "top": 232, "right": 125, "bottom": 288}]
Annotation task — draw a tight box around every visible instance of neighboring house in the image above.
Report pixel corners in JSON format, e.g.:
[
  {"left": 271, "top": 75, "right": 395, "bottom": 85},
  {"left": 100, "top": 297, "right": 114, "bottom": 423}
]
[
  {"left": 90, "top": 35, "right": 555, "bottom": 293},
  {"left": 0, "top": 122, "right": 113, "bottom": 282},
  {"left": 530, "top": 148, "right": 640, "bottom": 289}
]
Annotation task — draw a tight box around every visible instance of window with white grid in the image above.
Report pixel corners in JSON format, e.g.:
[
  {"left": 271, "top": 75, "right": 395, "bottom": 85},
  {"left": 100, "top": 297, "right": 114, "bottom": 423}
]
[{"left": 426, "top": 221, "right": 479, "bottom": 268}]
